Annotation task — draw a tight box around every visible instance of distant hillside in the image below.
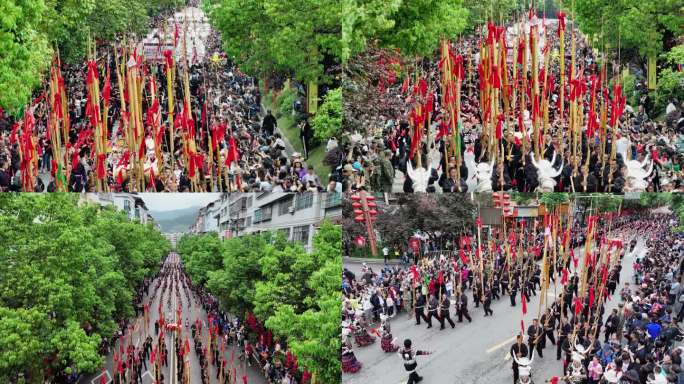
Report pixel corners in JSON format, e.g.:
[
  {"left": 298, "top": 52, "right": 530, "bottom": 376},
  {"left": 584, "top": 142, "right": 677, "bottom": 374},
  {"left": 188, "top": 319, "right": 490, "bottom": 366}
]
[{"left": 150, "top": 207, "right": 201, "bottom": 233}]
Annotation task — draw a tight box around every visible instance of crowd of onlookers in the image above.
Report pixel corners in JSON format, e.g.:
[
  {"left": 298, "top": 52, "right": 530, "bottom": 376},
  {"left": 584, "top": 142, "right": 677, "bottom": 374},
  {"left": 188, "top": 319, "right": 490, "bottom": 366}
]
[{"left": 337, "top": 18, "right": 684, "bottom": 193}]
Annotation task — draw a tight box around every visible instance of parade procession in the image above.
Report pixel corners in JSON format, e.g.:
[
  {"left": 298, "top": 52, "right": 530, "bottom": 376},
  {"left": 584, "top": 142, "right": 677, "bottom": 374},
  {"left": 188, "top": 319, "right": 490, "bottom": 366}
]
[
  {"left": 1, "top": 0, "right": 684, "bottom": 384},
  {"left": 342, "top": 193, "right": 684, "bottom": 384}
]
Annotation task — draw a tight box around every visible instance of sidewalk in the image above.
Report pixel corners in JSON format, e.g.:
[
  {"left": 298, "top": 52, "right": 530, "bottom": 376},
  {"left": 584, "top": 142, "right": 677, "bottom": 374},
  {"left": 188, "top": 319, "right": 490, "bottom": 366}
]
[{"left": 343, "top": 256, "right": 402, "bottom": 265}]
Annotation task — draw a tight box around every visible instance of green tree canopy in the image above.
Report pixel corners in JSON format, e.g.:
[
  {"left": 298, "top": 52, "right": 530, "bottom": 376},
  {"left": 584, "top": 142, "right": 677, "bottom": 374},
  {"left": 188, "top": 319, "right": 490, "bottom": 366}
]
[
  {"left": 0, "top": 0, "right": 52, "bottom": 114},
  {"left": 370, "top": 194, "right": 476, "bottom": 249},
  {"left": 0, "top": 0, "right": 182, "bottom": 115},
  {"left": 178, "top": 219, "right": 342, "bottom": 382},
  {"left": 342, "top": 0, "right": 469, "bottom": 59},
  {"left": 0, "top": 194, "right": 170, "bottom": 382},
  {"left": 203, "top": 0, "right": 342, "bottom": 83},
  {"left": 571, "top": 0, "right": 683, "bottom": 59}
]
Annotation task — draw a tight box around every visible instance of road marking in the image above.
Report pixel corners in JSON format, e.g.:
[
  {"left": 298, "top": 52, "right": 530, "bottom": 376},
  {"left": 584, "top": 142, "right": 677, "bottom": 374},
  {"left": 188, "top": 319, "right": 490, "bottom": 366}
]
[
  {"left": 141, "top": 370, "right": 154, "bottom": 384},
  {"left": 91, "top": 370, "right": 112, "bottom": 384},
  {"left": 504, "top": 353, "right": 511, "bottom": 361},
  {"left": 486, "top": 336, "right": 516, "bottom": 354}
]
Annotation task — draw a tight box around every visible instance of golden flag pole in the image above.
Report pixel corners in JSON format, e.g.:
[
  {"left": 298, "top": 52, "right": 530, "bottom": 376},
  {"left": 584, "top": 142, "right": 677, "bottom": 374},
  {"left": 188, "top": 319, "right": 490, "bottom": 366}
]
[
  {"left": 559, "top": 0, "right": 566, "bottom": 123},
  {"left": 166, "top": 22, "right": 177, "bottom": 173},
  {"left": 181, "top": 19, "right": 199, "bottom": 192},
  {"left": 531, "top": 24, "right": 540, "bottom": 160}
]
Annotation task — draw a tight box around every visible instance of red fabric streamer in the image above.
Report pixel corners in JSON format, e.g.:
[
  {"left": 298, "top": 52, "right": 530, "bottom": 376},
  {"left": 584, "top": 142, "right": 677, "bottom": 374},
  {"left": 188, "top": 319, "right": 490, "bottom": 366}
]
[
  {"left": 495, "top": 114, "right": 504, "bottom": 140},
  {"left": 574, "top": 297, "right": 583, "bottom": 316},
  {"left": 163, "top": 50, "right": 174, "bottom": 72},
  {"left": 491, "top": 65, "right": 501, "bottom": 89},
  {"left": 225, "top": 135, "right": 240, "bottom": 167},
  {"left": 96, "top": 153, "right": 106, "bottom": 179},
  {"left": 103, "top": 71, "right": 111, "bottom": 107}
]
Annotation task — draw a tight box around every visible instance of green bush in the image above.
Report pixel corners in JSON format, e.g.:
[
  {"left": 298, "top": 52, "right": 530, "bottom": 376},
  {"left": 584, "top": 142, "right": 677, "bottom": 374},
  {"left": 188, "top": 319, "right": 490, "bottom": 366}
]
[
  {"left": 622, "top": 73, "right": 639, "bottom": 108},
  {"left": 275, "top": 86, "right": 299, "bottom": 118},
  {"left": 655, "top": 69, "right": 684, "bottom": 115},
  {"left": 312, "top": 87, "right": 342, "bottom": 142}
]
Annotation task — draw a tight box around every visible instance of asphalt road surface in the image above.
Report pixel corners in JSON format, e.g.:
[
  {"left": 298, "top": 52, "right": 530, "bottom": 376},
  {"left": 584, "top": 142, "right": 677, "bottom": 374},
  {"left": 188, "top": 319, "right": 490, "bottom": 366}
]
[
  {"left": 78, "top": 253, "right": 266, "bottom": 384},
  {"left": 343, "top": 234, "right": 649, "bottom": 384}
]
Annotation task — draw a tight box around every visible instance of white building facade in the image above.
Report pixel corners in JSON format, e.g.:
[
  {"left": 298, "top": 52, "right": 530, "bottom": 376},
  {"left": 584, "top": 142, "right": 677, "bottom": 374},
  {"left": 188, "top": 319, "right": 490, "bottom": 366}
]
[
  {"left": 81, "top": 193, "right": 153, "bottom": 225},
  {"left": 192, "top": 192, "right": 341, "bottom": 251}
]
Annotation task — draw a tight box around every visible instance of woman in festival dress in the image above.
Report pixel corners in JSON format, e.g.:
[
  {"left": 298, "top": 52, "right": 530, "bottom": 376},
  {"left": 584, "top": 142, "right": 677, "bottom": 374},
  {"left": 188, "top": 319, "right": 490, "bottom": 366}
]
[
  {"left": 342, "top": 328, "right": 362, "bottom": 374},
  {"left": 380, "top": 314, "right": 399, "bottom": 353},
  {"left": 566, "top": 345, "right": 588, "bottom": 383},
  {"left": 353, "top": 315, "right": 376, "bottom": 347}
]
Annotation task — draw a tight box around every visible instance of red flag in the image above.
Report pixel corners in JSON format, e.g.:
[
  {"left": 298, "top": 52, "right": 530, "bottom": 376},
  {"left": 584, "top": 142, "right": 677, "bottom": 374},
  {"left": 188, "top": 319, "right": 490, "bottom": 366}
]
[
  {"left": 225, "top": 135, "right": 240, "bottom": 167},
  {"left": 103, "top": 70, "right": 111, "bottom": 107},
  {"left": 174, "top": 23, "right": 180, "bottom": 47},
  {"left": 520, "top": 319, "right": 525, "bottom": 335},
  {"left": 550, "top": 377, "right": 560, "bottom": 384},
  {"left": 495, "top": 114, "right": 504, "bottom": 140},
  {"left": 401, "top": 76, "right": 410, "bottom": 94},
  {"left": 521, "top": 292, "right": 527, "bottom": 315},
  {"left": 589, "top": 287, "right": 595, "bottom": 309},
  {"left": 163, "top": 49, "right": 174, "bottom": 71},
  {"left": 460, "top": 248, "right": 469, "bottom": 265},
  {"left": 100, "top": 368, "right": 107, "bottom": 384},
  {"left": 96, "top": 153, "right": 106, "bottom": 179},
  {"left": 150, "top": 345, "right": 157, "bottom": 363},
  {"left": 561, "top": 268, "right": 569, "bottom": 285},
  {"left": 574, "top": 297, "right": 583, "bottom": 316},
  {"left": 491, "top": 65, "right": 501, "bottom": 89},
  {"left": 242, "top": 375, "right": 248, "bottom": 384},
  {"left": 438, "top": 271, "right": 444, "bottom": 285}
]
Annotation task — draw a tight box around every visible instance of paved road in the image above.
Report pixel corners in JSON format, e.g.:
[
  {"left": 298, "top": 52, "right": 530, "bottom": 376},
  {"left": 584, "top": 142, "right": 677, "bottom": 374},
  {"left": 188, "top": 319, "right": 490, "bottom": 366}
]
[
  {"left": 78, "top": 253, "right": 266, "bottom": 384},
  {"left": 343, "top": 233, "right": 649, "bottom": 384}
]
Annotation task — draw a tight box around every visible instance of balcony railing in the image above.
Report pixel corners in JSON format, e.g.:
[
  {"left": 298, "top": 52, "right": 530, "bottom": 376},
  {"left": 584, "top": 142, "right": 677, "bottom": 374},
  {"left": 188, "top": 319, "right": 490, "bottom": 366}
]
[{"left": 323, "top": 192, "right": 342, "bottom": 208}]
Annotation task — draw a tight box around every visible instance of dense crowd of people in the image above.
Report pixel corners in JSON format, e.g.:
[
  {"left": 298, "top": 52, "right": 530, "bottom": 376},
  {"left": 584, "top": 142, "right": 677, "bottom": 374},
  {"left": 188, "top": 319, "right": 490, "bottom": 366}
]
[
  {"left": 341, "top": 207, "right": 684, "bottom": 384},
  {"left": 339, "top": 16, "right": 684, "bottom": 194},
  {"left": 0, "top": 4, "right": 323, "bottom": 193}
]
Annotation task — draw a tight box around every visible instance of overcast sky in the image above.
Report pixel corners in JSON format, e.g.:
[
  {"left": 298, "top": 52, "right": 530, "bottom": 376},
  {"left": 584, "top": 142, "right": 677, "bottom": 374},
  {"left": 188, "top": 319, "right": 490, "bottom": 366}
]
[{"left": 139, "top": 193, "right": 222, "bottom": 212}]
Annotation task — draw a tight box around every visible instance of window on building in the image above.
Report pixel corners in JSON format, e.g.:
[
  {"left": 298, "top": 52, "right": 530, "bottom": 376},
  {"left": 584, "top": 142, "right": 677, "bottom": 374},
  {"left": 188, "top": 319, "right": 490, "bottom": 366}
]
[
  {"left": 124, "top": 199, "right": 131, "bottom": 213},
  {"left": 278, "top": 197, "right": 293, "bottom": 215},
  {"left": 292, "top": 225, "right": 310, "bottom": 245},
  {"left": 246, "top": 196, "right": 253, "bottom": 208},
  {"left": 295, "top": 192, "right": 313, "bottom": 211},
  {"left": 135, "top": 207, "right": 140, "bottom": 219},
  {"left": 262, "top": 205, "right": 272, "bottom": 221}
]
